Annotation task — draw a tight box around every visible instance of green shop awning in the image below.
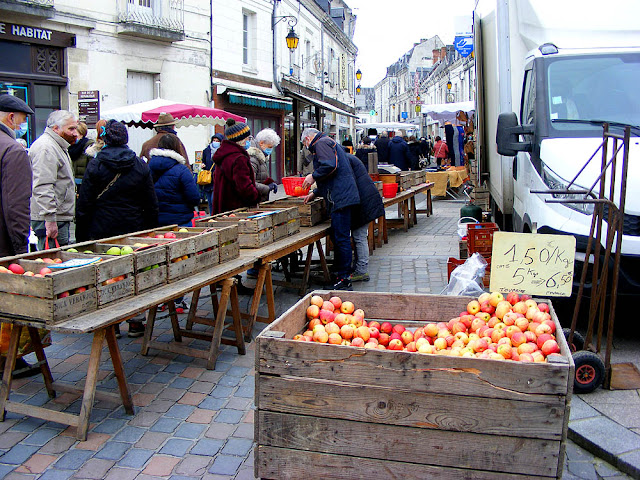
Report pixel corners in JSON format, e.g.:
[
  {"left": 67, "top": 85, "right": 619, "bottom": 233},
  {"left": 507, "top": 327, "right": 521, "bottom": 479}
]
[{"left": 228, "top": 92, "right": 292, "bottom": 111}]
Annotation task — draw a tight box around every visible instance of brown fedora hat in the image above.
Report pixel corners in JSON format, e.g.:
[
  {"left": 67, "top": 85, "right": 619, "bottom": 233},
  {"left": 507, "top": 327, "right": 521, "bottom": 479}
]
[{"left": 154, "top": 112, "right": 177, "bottom": 127}]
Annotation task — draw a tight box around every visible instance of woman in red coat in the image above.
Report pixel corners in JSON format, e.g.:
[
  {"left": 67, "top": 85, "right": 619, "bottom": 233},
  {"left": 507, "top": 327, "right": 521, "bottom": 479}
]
[{"left": 212, "top": 119, "right": 260, "bottom": 214}]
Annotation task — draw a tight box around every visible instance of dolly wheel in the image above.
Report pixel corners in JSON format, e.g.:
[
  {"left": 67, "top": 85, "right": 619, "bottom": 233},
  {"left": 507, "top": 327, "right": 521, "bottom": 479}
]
[
  {"left": 572, "top": 351, "right": 605, "bottom": 393},
  {"left": 562, "top": 328, "right": 585, "bottom": 353}
]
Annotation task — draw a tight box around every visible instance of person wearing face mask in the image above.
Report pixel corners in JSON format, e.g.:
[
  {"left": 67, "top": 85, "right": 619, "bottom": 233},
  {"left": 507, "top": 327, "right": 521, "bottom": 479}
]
[
  {"left": 29, "top": 110, "right": 78, "bottom": 250},
  {"left": 211, "top": 119, "right": 260, "bottom": 214},
  {"left": 201, "top": 132, "right": 224, "bottom": 213},
  {"left": 68, "top": 121, "right": 95, "bottom": 183},
  {"left": 248, "top": 128, "right": 280, "bottom": 203},
  {"left": 0, "top": 94, "right": 34, "bottom": 258}
]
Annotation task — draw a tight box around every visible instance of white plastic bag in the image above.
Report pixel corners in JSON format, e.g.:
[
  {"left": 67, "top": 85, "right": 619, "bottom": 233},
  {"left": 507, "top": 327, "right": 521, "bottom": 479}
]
[{"left": 442, "top": 253, "right": 487, "bottom": 297}]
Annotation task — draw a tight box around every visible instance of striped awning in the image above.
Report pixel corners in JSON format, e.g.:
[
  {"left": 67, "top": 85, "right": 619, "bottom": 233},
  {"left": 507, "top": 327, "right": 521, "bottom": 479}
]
[{"left": 227, "top": 92, "right": 292, "bottom": 111}]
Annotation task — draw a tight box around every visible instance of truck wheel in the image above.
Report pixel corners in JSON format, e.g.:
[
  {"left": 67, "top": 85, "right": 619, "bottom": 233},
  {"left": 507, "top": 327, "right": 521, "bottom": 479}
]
[
  {"left": 572, "top": 351, "right": 605, "bottom": 393},
  {"left": 562, "top": 328, "right": 585, "bottom": 352}
]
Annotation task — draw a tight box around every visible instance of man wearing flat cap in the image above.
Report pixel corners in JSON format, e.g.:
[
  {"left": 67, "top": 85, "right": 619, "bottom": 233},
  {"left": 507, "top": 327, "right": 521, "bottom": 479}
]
[
  {"left": 139, "top": 112, "right": 189, "bottom": 166},
  {"left": 29, "top": 109, "right": 78, "bottom": 250},
  {"left": 0, "top": 94, "right": 34, "bottom": 257}
]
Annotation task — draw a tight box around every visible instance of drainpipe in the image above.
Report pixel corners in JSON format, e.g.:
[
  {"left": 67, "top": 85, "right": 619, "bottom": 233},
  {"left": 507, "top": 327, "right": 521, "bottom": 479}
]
[
  {"left": 272, "top": 1, "right": 282, "bottom": 93},
  {"left": 210, "top": 0, "right": 213, "bottom": 103}
]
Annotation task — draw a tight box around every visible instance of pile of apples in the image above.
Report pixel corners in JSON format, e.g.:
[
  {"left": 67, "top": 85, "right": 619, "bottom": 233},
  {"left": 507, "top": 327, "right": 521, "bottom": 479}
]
[
  {"left": 294, "top": 292, "right": 562, "bottom": 363},
  {"left": 0, "top": 262, "right": 54, "bottom": 277}
]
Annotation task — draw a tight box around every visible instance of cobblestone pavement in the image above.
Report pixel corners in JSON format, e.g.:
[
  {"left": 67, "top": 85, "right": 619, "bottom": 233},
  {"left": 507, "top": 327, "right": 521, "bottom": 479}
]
[{"left": 0, "top": 195, "right": 634, "bottom": 479}]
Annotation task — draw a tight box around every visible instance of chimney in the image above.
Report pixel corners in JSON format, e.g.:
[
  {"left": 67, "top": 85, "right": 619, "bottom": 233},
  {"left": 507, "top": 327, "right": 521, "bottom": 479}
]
[
  {"left": 441, "top": 46, "right": 447, "bottom": 60},
  {"left": 432, "top": 49, "right": 440, "bottom": 64}
]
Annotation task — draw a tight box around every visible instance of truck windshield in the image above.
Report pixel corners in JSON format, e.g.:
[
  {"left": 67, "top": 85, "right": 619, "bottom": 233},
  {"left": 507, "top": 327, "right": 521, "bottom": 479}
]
[{"left": 547, "top": 53, "right": 640, "bottom": 131}]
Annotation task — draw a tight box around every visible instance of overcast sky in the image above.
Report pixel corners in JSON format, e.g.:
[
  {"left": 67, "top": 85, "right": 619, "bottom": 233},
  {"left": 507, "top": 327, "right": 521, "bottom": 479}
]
[{"left": 348, "top": 0, "right": 475, "bottom": 87}]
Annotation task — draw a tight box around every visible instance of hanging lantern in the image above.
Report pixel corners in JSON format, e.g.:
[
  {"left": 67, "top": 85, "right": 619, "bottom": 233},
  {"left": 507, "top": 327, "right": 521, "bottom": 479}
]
[{"left": 286, "top": 26, "right": 299, "bottom": 52}]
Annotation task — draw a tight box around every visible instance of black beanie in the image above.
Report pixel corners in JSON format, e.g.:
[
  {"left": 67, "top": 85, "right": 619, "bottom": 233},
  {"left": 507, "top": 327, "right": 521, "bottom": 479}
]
[{"left": 104, "top": 120, "right": 128, "bottom": 147}]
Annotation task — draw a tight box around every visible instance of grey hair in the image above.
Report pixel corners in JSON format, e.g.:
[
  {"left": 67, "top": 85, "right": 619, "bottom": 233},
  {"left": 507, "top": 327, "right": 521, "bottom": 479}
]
[
  {"left": 301, "top": 128, "right": 319, "bottom": 143},
  {"left": 380, "top": 130, "right": 388, "bottom": 136},
  {"left": 47, "top": 110, "right": 76, "bottom": 128},
  {"left": 255, "top": 128, "right": 281, "bottom": 147}
]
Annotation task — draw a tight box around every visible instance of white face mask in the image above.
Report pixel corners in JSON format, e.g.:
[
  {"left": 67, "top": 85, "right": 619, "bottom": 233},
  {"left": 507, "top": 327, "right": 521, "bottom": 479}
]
[{"left": 211, "top": 141, "right": 220, "bottom": 148}]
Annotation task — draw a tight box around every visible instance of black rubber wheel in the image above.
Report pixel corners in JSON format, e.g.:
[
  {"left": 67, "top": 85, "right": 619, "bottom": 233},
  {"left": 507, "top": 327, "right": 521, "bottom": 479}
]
[
  {"left": 562, "top": 328, "right": 585, "bottom": 353},
  {"left": 572, "top": 350, "right": 605, "bottom": 393}
]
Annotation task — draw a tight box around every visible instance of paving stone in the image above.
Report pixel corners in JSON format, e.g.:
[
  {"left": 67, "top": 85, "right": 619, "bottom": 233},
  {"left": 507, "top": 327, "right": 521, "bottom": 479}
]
[
  {"left": 566, "top": 460, "right": 599, "bottom": 480},
  {"left": 103, "top": 467, "right": 139, "bottom": 480},
  {"left": 174, "top": 423, "right": 206, "bottom": 439},
  {"left": 132, "top": 393, "right": 156, "bottom": 407},
  {"left": 159, "top": 387, "right": 185, "bottom": 401},
  {"left": 199, "top": 396, "right": 226, "bottom": 411},
  {"left": 179, "top": 392, "right": 207, "bottom": 406},
  {"left": 159, "top": 438, "right": 193, "bottom": 457},
  {"left": 74, "top": 432, "right": 111, "bottom": 451},
  {"left": 10, "top": 417, "right": 47, "bottom": 432},
  {"left": 150, "top": 417, "right": 182, "bottom": 433},
  {"left": 112, "top": 425, "right": 145, "bottom": 443},
  {"left": 91, "top": 418, "right": 127, "bottom": 434},
  {"left": 198, "top": 371, "right": 223, "bottom": 383},
  {"left": 235, "top": 466, "right": 257, "bottom": 480},
  {"left": 127, "top": 411, "right": 161, "bottom": 428},
  {"left": 14, "top": 453, "right": 57, "bottom": 474},
  {"left": 38, "top": 470, "right": 75, "bottom": 480},
  {"left": 71, "top": 458, "right": 115, "bottom": 479},
  {"left": 175, "top": 455, "right": 212, "bottom": 476},
  {"left": 39, "top": 436, "right": 77, "bottom": 455},
  {"left": 208, "top": 454, "right": 243, "bottom": 475},
  {"left": 136, "top": 431, "right": 170, "bottom": 450},
  {"left": 221, "top": 437, "right": 253, "bottom": 456},
  {"left": 165, "top": 404, "right": 196, "bottom": 419},
  {"left": 170, "top": 377, "right": 195, "bottom": 389},
  {"left": 570, "top": 417, "right": 640, "bottom": 455},
  {"left": 0, "top": 465, "right": 15, "bottom": 478},
  {"left": 215, "top": 408, "right": 245, "bottom": 424},
  {"left": 164, "top": 363, "right": 188, "bottom": 374},
  {"left": 0, "top": 443, "right": 40, "bottom": 465},
  {"left": 144, "top": 399, "right": 175, "bottom": 413},
  {"left": 234, "top": 385, "right": 253, "bottom": 398},
  {"left": 142, "top": 455, "right": 181, "bottom": 476},
  {"left": 226, "top": 396, "right": 252, "bottom": 410},
  {"left": 187, "top": 408, "right": 216, "bottom": 424},
  {"left": 94, "top": 441, "right": 131, "bottom": 461},
  {"left": 53, "top": 449, "right": 94, "bottom": 470},
  {"left": 233, "top": 423, "right": 254, "bottom": 439},
  {"left": 188, "top": 381, "right": 215, "bottom": 394},
  {"left": 180, "top": 366, "right": 204, "bottom": 379},
  {"left": 152, "top": 372, "right": 176, "bottom": 384},
  {"left": 205, "top": 422, "right": 236, "bottom": 440},
  {"left": 117, "top": 448, "right": 154, "bottom": 469},
  {"left": 0, "top": 432, "right": 27, "bottom": 449},
  {"left": 191, "top": 438, "right": 224, "bottom": 456}
]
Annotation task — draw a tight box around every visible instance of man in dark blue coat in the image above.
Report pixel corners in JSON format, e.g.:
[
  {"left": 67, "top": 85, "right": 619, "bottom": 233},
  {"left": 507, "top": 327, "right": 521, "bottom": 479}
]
[
  {"left": 374, "top": 130, "right": 390, "bottom": 164},
  {"left": 388, "top": 130, "right": 411, "bottom": 170},
  {"left": 301, "top": 128, "right": 359, "bottom": 290},
  {"left": 346, "top": 153, "right": 384, "bottom": 282}
]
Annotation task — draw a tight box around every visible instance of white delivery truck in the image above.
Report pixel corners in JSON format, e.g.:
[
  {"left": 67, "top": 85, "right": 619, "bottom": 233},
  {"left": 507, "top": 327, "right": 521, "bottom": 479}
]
[{"left": 473, "top": 0, "right": 640, "bottom": 296}]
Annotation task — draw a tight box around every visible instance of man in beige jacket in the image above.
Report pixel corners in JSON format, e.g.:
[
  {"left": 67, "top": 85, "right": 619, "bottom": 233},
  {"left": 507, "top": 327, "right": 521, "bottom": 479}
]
[{"left": 29, "top": 110, "right": 78, "bottom": 250}]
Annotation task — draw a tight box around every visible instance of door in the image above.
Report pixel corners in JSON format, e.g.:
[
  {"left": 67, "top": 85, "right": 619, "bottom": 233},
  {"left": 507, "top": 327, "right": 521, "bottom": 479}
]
[{"left": 127, "top": 71, "right": 155, "bottom": 157}]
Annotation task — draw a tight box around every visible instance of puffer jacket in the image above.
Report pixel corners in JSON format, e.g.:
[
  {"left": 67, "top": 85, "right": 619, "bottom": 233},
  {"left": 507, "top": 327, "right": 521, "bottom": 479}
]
[
  {"left": 76, "top": 145, "right": 158, "bottom": 241},
  {"left": 68, "top": 137, "right": 94, "bottom": 180},
  {"left": 148, "top": 148, "right": 201, "bottom": 226},
  {"left": 29, "top": 127, "right": 75, "bottom": 222},
  {"left": 387, "top": 135, "right": 411, "bottom": 171},
  {"left": 347, "top": 153, "right": 385, "bottom": 229},
  {"left": 248, "top": 145, "right": 273, "bottom": 203},
  {"left": 212, "top": 140, "right": 260, "bottom": 214},
  {"left": 309, "top": 132, "right": 359, "bottom": 214},
  {"left": 355, "top": 143, "right": 376, "bottom": 167}
]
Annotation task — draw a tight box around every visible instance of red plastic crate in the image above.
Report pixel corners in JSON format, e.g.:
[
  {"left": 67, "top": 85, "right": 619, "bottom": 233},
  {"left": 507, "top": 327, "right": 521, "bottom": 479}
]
[
  {"left": 466, "top": 222, "right": 499, "bottom": 257},
  {"left": 282, "top": 176, "right": 310, "bottom": 196},
  {"left": 447, "top": 257, "right": 491, "bottom": 287}
]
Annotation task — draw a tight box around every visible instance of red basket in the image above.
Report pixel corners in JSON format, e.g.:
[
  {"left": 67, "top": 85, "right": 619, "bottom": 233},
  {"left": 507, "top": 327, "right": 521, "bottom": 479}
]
[
  {"left": 282, "top": 176, "right": 310, "bottom": 196},
  {"left": 466, "top": 222, "right": 499, "bottom": 257}
]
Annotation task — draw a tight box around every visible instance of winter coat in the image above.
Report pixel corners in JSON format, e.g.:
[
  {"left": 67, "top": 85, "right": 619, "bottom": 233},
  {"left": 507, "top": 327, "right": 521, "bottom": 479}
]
[
  {"left": 309, "top": 132, "right": 360, "bottom": 214},
  {"left": 355, "top": 144, "right": 376, "bottom": 168},
  {"left": 346, "top": 154, "right": 385, "bottom": 230},
  {"left": 0, "top": 122, "right": 32, "bottom": 257},
  {"left": 76, "top": 145, "right": 158, "bottom": 241},
  {"left": 68, "top": 137, "right": 94, "bottom": 180},
  {"left": 387, "top": 135, "right": 411, "bottom": 171},
  {"left": 148, "top": 148, "right": 201, "bottom": 227},
  {"left": 248, "top": 145, "right": 274, "bottom": 203},
  {"left": 432, "top": 139, "right": 449, "bottom": 160},
  {"left": 29, "top": 127, "right": 75, "bottom": 222},
  {"left": 407, "top": 140, "right": 422, "bottom": 170},
  {"left": 374, "top": 135, "right": 390, "bottom": 164},
  {"left": 200, "top": 142, "right": 220, "bottom": 193},
  {"left": 140, "top": 130, "right": 189, "bottom": 166},
  {"left": 212, "top": 140, "right": 260, "bottom": 214}
]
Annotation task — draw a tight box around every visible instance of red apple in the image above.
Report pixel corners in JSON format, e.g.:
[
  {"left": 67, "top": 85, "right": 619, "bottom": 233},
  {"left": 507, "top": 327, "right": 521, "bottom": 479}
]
[
  {"left": 329, "top": 296, "right": 342, "bottom": 309},
  {"left": 536, "top": 333, "right": 554, "bottom": 350},
  {"left": 350, "top": 337, "right": 365, "bottom": 347},
  {"left": 368, "top": 327, "right": 380, "bottom": 339},
  {"left": 466, "top": 300, "right": 480, "bottom": 315},
  {"left": 310, "top": 295, "right": 324, "bottom": 307},
  {"left": 387, "top": 339, "right": 404, "bottom": 350},
  {"left": 164, "top": 232, "right": 177, "bottom": 239},
  {"left": 378, "top": 332, "right": 390, "bottom": 346},
  {"left": 340, "top": 301, "right": 355, "bottom": 314},
  {"left": 506, "top": 291, "right": 520, "bottom": 305},
  {"left": 380, "top": 322, "right": 393, "bottom": 334},
  {"left": 8, "top": 263, "right": 24, "bottom": 275},
  {"left": 306, "top": 304, "right": 320, "bottom": 319},
  {"left": 541, "top": 339, "right": 561, "bottom": 356},
  {"left": 321, "top": 300, "right": 334, "bottom": 312},
  {"left": 392, "top": 324, "right": 406, "bottom": 335}
]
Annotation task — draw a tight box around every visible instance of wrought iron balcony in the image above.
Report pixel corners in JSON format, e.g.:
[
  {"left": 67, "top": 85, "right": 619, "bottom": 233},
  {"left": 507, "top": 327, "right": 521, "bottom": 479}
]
[
  {"left": 117, "top": 0, "right": 184, "bottom": 42},
  {"left": 0, "top": 0, "right": 55, "bottom": 18}
]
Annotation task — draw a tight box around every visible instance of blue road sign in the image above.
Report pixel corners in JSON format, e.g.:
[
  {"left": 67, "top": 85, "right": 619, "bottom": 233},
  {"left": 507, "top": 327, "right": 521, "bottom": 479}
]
[
  {"left": 454, "top": 35, "right": 473, "bottom": 58},
  {"left": 401, "top": 111, "right": 408, "bottom": 119}
]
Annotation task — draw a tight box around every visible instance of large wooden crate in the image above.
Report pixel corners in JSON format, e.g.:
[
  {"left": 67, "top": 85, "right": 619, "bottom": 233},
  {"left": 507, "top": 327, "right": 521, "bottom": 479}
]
[
  {"left": 255, "top": 292, "right": 573, "bottom": 480},
  {"left": 0, "top": 253, "right": 97, "bottom": 324},
  {"left": 260, "top": 197, "right": 326, "bottom": 227},
  {"left": 228, "top": 207, "right": 300, "bottom": 242},
  {"left": 200, "top": 213, "right": 273, "bottom": 248},
  {"left": 127, "top": 232, "right": 196, "bottom": 282}
]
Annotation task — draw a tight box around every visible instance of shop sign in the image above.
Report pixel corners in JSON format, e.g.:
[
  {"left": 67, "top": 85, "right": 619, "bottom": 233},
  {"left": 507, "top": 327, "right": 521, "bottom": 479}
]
[
  {"left": 78, "top": 90, "right": 100, "bottom": 128},
  {"left": 0, "top": 22, "right": 75, "bottom": 48},
  {"left": 339, "top": 53, "right": 347, "bottom": 91}
]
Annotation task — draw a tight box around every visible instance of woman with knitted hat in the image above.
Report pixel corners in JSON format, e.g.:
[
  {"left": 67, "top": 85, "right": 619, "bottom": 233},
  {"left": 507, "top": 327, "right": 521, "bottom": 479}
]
[{"left": 211, "top": 119, "right": 260, "bottom": 214}]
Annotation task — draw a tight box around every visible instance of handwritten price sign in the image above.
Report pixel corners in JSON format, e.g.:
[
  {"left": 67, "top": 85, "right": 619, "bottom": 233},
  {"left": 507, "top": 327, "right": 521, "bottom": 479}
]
[{"left": 489, "top": 232, "right": 576, "bottom": 297}]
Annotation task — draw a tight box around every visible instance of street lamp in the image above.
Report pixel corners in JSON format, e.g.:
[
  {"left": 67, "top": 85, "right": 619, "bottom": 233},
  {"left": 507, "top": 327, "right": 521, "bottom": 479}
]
[
  {"left": 447, "top": 80, "right": 452, "bottom": 90},
  {"left": 356, "top": 68, "right": 362, "bottom": 81},
  {"left": 356, "top": 85, "right": 361, "bottom": 94},
  {"left": 285, "top": 26, "right": 299, "bottom": 52}
]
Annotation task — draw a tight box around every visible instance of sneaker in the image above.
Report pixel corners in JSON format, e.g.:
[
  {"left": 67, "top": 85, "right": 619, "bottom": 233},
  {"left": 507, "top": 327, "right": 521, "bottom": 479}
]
[
  {"left": 350, "top": 272, "right": 370, "bottom": 282},
  {"left": 236, "top": 282, "right": 254, "bottom": 295},
  {"left": 159, "top": 303, "right": 168, "bottom": 312},
  {"left": 246, "top": 267, "right": 259, "bottom": 278},
  {"left": 114, "top": 324, "right": 121, "bottom": 339},
  {"left": 127, "top": 321, "right": 145, "bottom": 338},
  {"left": 325, "top": 277, "right": 353, "bottom": 291},
  {"left": 175, "top": 300, "right": 190, "bottom": 314}
]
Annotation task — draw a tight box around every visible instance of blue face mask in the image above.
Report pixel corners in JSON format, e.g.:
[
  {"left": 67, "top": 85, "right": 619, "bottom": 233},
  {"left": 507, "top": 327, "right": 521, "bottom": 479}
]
[
  {"left": 211, "top": 141, "right": 220, "bottom": 148},
  {"left": 244, "top": 140, "right": 251, "bottom": 150},
  {"left": 14, "top": 121, "right": 28, "bottom": 138},
  {"left": 263, "top": 147, "right": 273, "bottom": 156}
]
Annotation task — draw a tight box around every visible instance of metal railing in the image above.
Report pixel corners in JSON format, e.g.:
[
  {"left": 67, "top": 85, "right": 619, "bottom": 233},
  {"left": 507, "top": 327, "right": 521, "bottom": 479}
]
[{"left": 117, "top": 0, "right": 184, "bottom": 33}]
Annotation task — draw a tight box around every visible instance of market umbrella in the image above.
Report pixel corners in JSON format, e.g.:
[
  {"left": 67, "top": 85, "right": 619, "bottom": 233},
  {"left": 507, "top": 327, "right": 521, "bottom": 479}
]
[
  {"left": 102, "top": 98, "right": 176, "bottom": 126},
  {"left": 141, "top": 104, "right": 246, "bottom": 128}
]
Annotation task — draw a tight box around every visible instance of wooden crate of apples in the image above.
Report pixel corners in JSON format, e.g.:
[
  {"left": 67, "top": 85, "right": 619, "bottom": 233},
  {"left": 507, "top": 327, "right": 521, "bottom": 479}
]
[{"left": 255, "top": 291, "right": 573, "bottom": 480}]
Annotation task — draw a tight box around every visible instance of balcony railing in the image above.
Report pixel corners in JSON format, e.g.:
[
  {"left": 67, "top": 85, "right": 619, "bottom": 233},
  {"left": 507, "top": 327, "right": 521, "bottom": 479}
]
[
  {"left": 117, "top": 0, "right": 184, "bottom": 41},
  {"left": 0, "top": 0, "right": 54, "bottom": 18}
]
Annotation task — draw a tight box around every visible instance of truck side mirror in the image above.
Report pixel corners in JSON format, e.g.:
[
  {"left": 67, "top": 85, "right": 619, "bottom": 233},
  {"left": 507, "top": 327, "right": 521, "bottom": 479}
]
[{"left": 496, "top": 112, "right": 533, "bottom": 156}]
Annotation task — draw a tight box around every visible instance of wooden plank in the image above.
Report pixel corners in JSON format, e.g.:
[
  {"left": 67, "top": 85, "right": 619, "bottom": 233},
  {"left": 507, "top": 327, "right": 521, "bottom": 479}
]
[
  {"left": 135, "top": 265, "right": 167, "bottom": 294},
  {"left": 220, "top": 241, "right": 240, "bottom": 263},
  {"left": 193, "top": 247, "right": 220, "bottom": 272},
  {"left": 5, "top": 401, "right": 79, "bottom": 427},
  {"left": 258, "top": 339, "right": 569, "bottom": 400},
  {"left": 77, "top": 328, "right": 106, "bottom": 440},
  {"left": 238, "top": 229, "right": 273, "bottom": 248},
  {"left": 167, "top": 256, "right": 197, "bottom": 281},
  {"left": 50, "top": 382, "right": 121, "bottom": 405},
  {"left": 258, "top": 411, "right": 560, "bottom": 477},
  {"left": 97, "top": 277, "right": 135, "bottom": 306},
  {"left": 256, "top": 446, "right": 551, "bottom": 480},
  {"left": 273, "top": 223, "right": 288, "bottom": 241},
  {"left": 257, "top": 375, "right": 565, "bottom": 439},
  {"left": 94, "top": 255, "right": 134, "bottom": 283}
]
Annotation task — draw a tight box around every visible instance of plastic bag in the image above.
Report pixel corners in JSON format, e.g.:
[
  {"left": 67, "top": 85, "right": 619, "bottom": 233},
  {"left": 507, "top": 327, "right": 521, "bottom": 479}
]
[{"left": 442, "top": 253, "right": 487, "bottom": 297}]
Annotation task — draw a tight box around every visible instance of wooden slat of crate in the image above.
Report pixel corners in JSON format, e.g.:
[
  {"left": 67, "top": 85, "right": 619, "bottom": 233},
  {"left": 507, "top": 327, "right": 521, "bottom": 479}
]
[
  {"left": 193, "top": 246, "right": 219, "bottom": 272},
  {"left": 155, "top": 227, "right": 219, "bottom": 253},
  {"left": 209, "top": 214, "right": 273, "bottom": 233},
  {"left": 129, "top": 235, "right": 195, "bottom": 261},
  {"left": 0, "top": 288, "right": 97, "bottom": 325},
  {"left": 219, "top": 241, "right": 239, "bottom": 263},
  {"left": 167, "top": 256, "right": 197, "bottom": 282},
  {"left": 258, "top": 411, "right": 560, "bottom": 477},
  {"left": 260, "top": 197, "right": 326, "bottom": 227},
  {"left": 286, "top": 218, "right": 300, "bottom": 236},
  {"left": 240, "top": 207, "right": 298, "bottom": 226},
  {"left": 273, "top": 223, "right": 288, "bottom": 241},
  {"left": 237, "top": 229, "right": 273, "bottom": 248},
  {"left": 459, "top": 239, "right": 468, "bottom": 259},
  {"left": 135, "top": 265, "right": 167, "bottom": 294},
  {"left": 97, "top": 276, "right": 134, "bottom": 306},
  {"left": 256, "top": 446, "right": 551, "bottom": 480}
]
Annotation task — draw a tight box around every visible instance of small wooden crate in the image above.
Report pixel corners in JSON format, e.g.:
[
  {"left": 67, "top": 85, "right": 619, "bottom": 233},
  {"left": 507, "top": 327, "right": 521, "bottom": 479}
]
[
  {"left": 260, "top": 197, "right": 327, "bottom": 227},
  {"left": 202, "top": 213, "right": 274, "bottom": 248},
  {"left": 236, "top": 208, "right": 300, "bottom": 242},
  {"left": 256, "top": 292, "right": 573, "bottom": 480},
  {"left": 0, "top": 253, "right": 97, "bottom": 324},
  {"left": 155, "top": 226, "right": 226, "bottom": 272},
  {"left": 398, "top": 172, "right": 413, "bottom": 191},
  {"left": 128, "top": 233, "right": 196, "bottom": 282}
]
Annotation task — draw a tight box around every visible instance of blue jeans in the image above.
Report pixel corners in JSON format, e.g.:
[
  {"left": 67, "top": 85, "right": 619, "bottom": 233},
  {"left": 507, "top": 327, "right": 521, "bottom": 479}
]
[
  {"left": 206, "top": 190, "right": 214, "bottom": 215},
  {"left": 31, "top": 221, "right": 71, "bottom": 251},
  {"left": 330, "top": 207, "right": 352, "bottom": 279},
  {"left": 352, "top": 223, "right": 369, "bottom": 276}
]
